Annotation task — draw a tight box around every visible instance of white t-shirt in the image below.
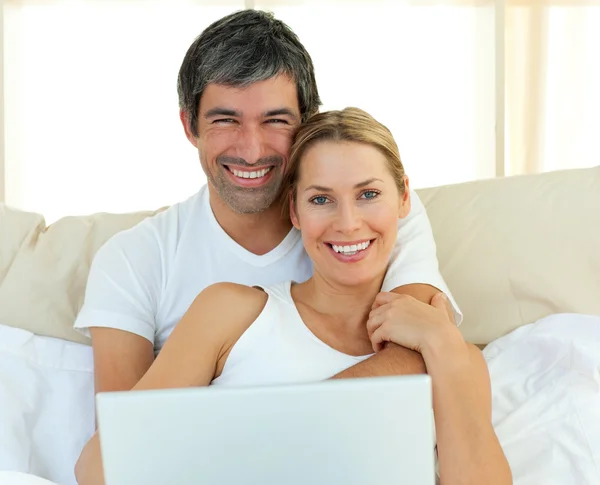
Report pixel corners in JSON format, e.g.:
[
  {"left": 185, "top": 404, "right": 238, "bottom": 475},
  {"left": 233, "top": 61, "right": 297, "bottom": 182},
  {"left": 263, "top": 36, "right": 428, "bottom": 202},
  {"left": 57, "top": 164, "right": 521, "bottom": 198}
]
[{"left": 74, "top": 185, "right": 461, "bottom": 353}]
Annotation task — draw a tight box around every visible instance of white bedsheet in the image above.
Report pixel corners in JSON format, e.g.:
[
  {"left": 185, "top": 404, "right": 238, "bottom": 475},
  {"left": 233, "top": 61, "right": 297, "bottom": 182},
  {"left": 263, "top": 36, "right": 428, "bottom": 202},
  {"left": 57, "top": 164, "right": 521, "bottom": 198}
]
[
  {"left": 484, "top": 313, "right": 600, "bottom": 484},
  {"left": 0, "top": 313, "right": 599, "bottom": 485},
  {"left": 0, "top": 325, "right": 94, "bottom": 485}
]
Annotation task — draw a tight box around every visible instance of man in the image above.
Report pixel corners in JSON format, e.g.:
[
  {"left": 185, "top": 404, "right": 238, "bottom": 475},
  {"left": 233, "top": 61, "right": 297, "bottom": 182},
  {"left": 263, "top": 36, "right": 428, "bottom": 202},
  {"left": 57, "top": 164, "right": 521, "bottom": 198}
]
[{"left": 74, "top": 8, "right": 460, "bottom": 403}]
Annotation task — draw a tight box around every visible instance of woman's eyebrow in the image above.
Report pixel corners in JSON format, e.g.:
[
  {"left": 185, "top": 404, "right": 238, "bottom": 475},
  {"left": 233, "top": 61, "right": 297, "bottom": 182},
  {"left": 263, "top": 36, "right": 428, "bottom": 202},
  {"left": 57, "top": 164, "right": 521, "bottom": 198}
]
[
  {"left": 354, "top": 178, "right": 383, "bottom": 188},
  {"left": 304, "top": 178, "right": 383, "bottom": 192},
  {"left": 304, "top": 185, "right": 331, "bottom": 192}
]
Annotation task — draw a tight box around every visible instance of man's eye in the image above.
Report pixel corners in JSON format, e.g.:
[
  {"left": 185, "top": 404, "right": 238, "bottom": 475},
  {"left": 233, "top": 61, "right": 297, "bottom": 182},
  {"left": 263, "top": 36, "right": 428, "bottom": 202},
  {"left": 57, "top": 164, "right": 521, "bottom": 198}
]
[
  {"left": 266, "top": 119, "right": 288, "bottom": 124},
  {"left": 213, "top": 119, "right": 235, "bottom": 124},
  {"left": 310, "top": 196, "right": 329, "bottom": 205}
]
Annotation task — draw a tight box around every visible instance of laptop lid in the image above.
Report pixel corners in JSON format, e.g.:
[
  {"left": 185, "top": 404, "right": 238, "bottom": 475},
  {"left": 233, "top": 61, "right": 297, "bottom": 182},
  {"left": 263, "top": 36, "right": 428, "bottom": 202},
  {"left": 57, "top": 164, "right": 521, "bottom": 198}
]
[{"left": 96, "top": 375, "right": 436, "bottom": 485}]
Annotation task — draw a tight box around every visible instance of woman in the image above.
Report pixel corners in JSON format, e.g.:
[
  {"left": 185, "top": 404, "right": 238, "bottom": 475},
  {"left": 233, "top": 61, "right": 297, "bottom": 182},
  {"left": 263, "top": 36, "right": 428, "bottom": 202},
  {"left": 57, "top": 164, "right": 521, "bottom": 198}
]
[{"left": 76, "top": 108, "right": 512, "bottom": 485}]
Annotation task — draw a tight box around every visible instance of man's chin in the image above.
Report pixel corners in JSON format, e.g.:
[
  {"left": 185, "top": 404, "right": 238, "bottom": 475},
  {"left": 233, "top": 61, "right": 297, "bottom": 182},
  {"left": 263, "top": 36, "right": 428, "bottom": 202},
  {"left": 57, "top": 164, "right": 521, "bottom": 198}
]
[
  {"left": 206, "top": 173, "right": 281, "bottom": 213},
  {"left": 222, "top": 192, "right": 278, "bottom": 215}
]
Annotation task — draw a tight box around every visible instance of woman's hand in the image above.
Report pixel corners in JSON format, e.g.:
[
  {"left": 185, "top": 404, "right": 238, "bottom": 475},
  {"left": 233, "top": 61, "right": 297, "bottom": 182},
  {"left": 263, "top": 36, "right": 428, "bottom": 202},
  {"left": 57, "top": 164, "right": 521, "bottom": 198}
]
[{"left": 366, "top": 292, "right": 457, "bottom": 353}]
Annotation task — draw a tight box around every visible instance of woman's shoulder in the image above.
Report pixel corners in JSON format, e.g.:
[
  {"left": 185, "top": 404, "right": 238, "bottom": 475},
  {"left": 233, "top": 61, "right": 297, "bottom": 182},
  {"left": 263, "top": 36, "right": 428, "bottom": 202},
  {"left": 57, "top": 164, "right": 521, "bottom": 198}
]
[
  {"left": 193, "top": 284, "right": 272, "bottom": 373},
  {"left": 190, "top": 282, "right": 269, "bottom": 325},
  {"left": 199, "top": 282, "right": 267, "bottom": 301}
]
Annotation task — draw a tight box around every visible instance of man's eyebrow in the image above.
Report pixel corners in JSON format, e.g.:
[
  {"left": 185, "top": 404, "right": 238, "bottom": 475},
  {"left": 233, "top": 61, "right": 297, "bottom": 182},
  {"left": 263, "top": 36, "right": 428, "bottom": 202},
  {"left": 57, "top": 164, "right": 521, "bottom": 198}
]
[
  {"left": 304, "top": 178, "right": 383, "bottom": 192},
  {"left": 204, "top": 108, "right": 241, "bottom": 118},
  {"left": 264, "top": 108, "right": 299, "bottom": 120}
]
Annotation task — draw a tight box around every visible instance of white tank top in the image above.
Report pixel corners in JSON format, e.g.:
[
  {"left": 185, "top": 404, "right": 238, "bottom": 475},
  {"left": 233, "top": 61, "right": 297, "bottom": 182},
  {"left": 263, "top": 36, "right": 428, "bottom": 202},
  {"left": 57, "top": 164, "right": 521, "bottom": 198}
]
[{"left": 211, "top": 281, "right": 374, "bottom": 387}]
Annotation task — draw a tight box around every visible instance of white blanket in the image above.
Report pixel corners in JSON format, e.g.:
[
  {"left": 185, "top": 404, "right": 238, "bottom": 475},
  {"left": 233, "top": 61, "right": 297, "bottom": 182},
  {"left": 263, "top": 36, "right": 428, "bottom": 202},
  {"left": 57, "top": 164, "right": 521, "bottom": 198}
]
[
  {"left": 483, "top": 313, "right": 600, "bottom": 484},
  {"left": 0, "top": 313, "right": 599, "bottom": 485},
  {"left": 0, "top": 325, "right": 94, "bottom": 485}
]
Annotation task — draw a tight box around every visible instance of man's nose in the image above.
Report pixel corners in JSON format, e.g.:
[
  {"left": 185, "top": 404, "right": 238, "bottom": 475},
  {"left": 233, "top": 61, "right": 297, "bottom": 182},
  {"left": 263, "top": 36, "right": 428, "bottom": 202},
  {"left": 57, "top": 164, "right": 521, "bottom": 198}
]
[{"left": 235, "top": 124, "right": 266, "bottom": 164}]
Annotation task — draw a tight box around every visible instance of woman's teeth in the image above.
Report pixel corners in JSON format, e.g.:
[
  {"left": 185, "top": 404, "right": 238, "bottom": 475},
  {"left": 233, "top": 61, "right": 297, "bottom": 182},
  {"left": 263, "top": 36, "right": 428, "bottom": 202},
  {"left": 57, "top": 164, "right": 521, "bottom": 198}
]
[
  {"left": 332, "top": 240, "right": 371, "bottom": 255},
  {"left": 231, "top": 167, "right": 272, "bottom": 179}
]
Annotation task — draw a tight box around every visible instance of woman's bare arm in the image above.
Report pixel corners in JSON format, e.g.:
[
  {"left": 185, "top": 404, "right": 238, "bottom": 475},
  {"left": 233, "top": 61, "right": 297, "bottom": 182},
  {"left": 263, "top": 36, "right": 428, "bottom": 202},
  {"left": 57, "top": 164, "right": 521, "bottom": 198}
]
[
  {"left": 424, "top": 334, "right": 512, "bottom": 485},
  {"left": 74, "top": 283, "right": 267, "bottom": 485},
  {"left": 365, "top": 293, "right": 511, "bottom": 485}
]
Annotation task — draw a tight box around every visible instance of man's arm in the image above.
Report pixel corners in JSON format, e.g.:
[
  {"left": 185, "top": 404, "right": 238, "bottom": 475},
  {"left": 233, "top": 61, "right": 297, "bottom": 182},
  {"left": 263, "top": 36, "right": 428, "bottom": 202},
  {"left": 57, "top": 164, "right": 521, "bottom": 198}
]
[
  {"left": 332, "top": 342, "right": 426, "bottom": 378},
  {"left": 331, "top": 283, "right": 452, "bottom": 379},
  {"left": 72, "top": 223, "right": 163, "bottom": 484},
  {"left": 73, "top": 219, "right": 164, "bottom": 392},
  {"left": 74, "top": 330, "right": 154, "bottom": 485},
  {"left": 90, "top": 328, "right": 155, "bottom": 393}
]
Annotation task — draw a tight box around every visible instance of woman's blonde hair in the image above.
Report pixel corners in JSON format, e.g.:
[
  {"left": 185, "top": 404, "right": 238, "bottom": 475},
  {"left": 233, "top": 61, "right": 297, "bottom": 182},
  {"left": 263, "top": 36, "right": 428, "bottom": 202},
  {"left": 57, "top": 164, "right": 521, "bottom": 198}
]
[{"left": 281, "top": 107, "right": 406, "bottom": 218}]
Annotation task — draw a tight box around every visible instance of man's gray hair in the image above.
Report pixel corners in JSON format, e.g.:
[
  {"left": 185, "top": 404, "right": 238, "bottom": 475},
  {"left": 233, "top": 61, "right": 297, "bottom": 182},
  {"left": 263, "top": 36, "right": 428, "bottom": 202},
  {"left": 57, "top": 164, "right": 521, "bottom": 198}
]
[{"left": 177, "top": 9, "right": 321, "bottom": 135}]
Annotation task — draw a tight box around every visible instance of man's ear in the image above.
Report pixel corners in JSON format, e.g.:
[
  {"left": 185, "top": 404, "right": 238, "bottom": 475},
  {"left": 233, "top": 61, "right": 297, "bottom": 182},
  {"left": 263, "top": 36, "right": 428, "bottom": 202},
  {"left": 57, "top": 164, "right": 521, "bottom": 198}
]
[
  {"left": 289, "top": 192, "right": 301, "bottom": 230},
  {"left": 180, "top": 110, "right": 199, "bottom": 148},
  {"left": 398, "top": 176, "right": 411, "bottom": 219}
]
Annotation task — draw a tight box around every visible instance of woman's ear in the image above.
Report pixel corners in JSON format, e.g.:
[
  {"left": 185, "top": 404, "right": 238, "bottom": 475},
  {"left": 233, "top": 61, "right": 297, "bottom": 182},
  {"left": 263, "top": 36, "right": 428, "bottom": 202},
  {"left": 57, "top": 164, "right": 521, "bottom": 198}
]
[
  {"left": 289, "top": 192, "right": 301, "bottom": 230},
  {"left": 398, "top": 176, "right": 411, "bottom": 219}
]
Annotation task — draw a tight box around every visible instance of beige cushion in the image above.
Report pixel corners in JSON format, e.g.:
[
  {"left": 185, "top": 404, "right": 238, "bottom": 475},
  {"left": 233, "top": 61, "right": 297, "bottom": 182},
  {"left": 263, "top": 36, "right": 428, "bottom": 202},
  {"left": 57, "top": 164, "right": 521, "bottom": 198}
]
[
  {"left": 0, "top": 205, "right": 162, "bottom": 345},
  {"left": 0, "top": 166, "right": 598, "bottom": 345},
  {"left": 418, "top": 165, "right": 600, "bottom": 344}
]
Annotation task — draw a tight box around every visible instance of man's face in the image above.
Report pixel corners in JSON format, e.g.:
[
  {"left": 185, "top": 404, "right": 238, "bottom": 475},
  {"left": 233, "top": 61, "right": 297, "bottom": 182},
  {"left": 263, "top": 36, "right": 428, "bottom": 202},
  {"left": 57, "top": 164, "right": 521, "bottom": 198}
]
[{"left": 184, "top": 75, "right": 301, "bottom": 214}]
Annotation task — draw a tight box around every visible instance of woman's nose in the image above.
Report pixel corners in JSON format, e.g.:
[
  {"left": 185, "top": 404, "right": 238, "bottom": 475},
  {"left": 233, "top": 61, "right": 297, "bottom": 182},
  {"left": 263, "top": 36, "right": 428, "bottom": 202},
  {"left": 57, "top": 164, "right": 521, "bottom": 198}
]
[{"left": 333, "top": 203, "right": 362, "bottom": 234}]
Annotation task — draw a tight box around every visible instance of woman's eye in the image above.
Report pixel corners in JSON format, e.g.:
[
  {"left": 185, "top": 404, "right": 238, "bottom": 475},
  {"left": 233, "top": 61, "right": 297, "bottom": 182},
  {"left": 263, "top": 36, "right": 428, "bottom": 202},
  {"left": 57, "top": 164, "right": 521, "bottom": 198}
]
[
  {"left": 361, "top": 190, "right": 379, "bottom": 200},
  {"left": 311, "top": 196, "right": 329, "bottom": 205}
]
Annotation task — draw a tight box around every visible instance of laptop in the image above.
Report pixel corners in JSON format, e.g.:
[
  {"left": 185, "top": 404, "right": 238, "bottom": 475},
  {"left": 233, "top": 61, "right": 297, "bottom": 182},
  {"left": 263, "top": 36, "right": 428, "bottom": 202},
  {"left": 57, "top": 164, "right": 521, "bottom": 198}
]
[{"left": 96, "top": 375, "right": 436, "bottom": 485}]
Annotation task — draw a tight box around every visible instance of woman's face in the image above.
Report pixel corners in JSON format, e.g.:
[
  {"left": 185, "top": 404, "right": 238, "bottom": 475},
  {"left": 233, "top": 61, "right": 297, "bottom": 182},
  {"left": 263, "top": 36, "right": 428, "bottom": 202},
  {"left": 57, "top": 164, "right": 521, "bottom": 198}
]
[{"left": 291, "top": 140, "right": 410, "bottom": 288}]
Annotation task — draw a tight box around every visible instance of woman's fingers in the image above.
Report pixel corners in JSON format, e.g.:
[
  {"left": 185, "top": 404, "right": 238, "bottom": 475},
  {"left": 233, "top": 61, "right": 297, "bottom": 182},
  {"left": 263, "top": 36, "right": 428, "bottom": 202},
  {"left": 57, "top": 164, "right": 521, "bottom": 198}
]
[
  {"left": 431, "top": 292, "right": 454, "bottom": 324},
  {"left": 370, "top": 325, "right": 390, "bottom": 353},
  {"left": 366, "top": 312, "right": 383, "bottom": 338},
  {"left": 368, "top": 303, "right": 387, "bottom": 320},
  {"left": 371, "top": 292, "right": 399, "bottom": 310}
]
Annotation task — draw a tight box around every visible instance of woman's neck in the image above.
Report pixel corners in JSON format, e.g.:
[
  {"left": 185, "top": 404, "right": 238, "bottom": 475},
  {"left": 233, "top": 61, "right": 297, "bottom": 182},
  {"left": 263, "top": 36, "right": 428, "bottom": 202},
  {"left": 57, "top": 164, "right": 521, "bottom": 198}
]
[{"left": 293, "top": 272, "right": 386, "bottom": 330}]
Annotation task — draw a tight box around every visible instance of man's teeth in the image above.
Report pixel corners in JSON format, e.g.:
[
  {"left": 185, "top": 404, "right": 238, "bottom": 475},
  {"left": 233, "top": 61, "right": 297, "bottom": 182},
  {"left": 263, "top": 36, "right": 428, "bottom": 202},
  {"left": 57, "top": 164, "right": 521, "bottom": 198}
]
[
  {"left": 332, "top": 241, "right": 371, "bottom": 255},
  {"left": 231, "top": 167, "right": 272, "bottom": 179}
]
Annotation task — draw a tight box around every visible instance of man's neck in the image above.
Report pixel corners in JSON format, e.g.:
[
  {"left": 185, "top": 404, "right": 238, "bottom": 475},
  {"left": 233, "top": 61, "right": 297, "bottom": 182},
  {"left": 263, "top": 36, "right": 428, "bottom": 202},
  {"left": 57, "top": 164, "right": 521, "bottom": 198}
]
[{"left": 209, "top": 189, "right": 293, "bottom": 256}]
